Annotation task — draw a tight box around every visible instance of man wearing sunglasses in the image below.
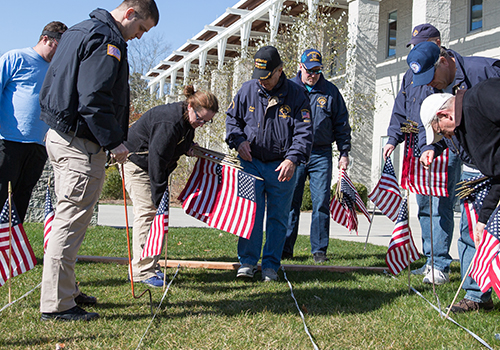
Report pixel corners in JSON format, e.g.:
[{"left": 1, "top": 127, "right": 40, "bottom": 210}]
[
  {"left": 283, "top": 48, "right": 351, "bottom": 263},
  {"left": 226, "top": 46, "right": 313, "bottom": 282}
]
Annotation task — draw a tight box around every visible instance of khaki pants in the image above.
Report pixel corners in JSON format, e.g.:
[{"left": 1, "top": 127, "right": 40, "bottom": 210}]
[
  {"left": 122, "top": 161, "right": 159, "bottom": 281},
  {"left": 40, "top": 129, "right": 106, "bottom": 313}
]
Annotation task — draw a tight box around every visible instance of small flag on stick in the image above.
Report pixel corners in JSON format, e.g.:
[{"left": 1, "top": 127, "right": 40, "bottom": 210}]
[
  {"left": 141, "top": 188, "right": 169, "bottom": 259},
  {"left": 0, "top": 200, "right": 37, "bottom": 286},
  {"left": 368, "top": 158, "right": 402, "bottom": 222},
  {"left": 43, "top": 185, "right": 54, "bottom": 252},
  {"left": 385, "top": 197, "right": 420, "bottom": 275}
]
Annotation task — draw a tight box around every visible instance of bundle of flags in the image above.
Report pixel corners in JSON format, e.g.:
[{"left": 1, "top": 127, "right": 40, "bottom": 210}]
[
  {"left": 470, "top": 205, "right": 500, "bottom": 298},
  {"left": 368, "top": 158, "right": 402, "bottom": 222},
  {"left": 330, "top": 168, "right": 371, "bottom": 234},
  {"left": 178, "top": 147, "right": 257, "bottom": 239},
  {"left": 0, "top": 199, "right": 36, "bottom": 287},
  {"left": 141, "top": 188, "right": 169, "bottom": 260},
  {"left": 385, "top": 197, "right": 420, "bottom": 275},
  {"left": 400, "top": 132, "right": 449, "bottom": 197},
  {"left": 458, "top": 175, "right": 492, "bottom": 241}
]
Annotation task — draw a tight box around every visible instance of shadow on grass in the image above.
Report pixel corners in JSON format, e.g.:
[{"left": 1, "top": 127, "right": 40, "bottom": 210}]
[{"left": 0, "top": 334, "right": 102, "bottom": 348}]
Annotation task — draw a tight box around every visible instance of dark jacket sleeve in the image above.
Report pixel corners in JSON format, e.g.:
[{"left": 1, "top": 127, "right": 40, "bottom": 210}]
[
  {"left": 330, "top": 87, "right": 351, "bottom": 157},
  {"left": 77, "top": 34, "right": 125, "bottom": 150},
  {"left": 225, "top": 91, "right": 247, "bottom": 151},
  {"left": 286, "top": 90, "right": 313, "bottom": 165}
]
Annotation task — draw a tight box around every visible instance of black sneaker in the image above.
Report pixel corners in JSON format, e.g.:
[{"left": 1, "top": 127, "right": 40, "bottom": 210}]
[
  {"left": 74, "top": 292, "right": 97, "bottom": 306},
  {"left": 41, "top": 306, "right": 99, "bottom": 321},
  {"left": 281, "top": 251, "right": 294, "bottom": 260},
  {"left": 313, "top": 252, "right": 328, "bottom": 263},
  {"left": 448, "top": 298, "right": 494, "bottom": 313}
]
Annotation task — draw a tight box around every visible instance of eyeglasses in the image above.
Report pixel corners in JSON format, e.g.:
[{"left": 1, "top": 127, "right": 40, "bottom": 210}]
[
  {"left": 194, "top": 109, "right": 213, "bottom": 124},
  {"left": 302, "top": 65, "right": 322, "bottom": 75}
]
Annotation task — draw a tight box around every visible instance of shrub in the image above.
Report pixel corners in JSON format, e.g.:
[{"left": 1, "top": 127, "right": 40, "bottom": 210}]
[{"left": 100, "top": 166, "right": 123, "bottom": 200}]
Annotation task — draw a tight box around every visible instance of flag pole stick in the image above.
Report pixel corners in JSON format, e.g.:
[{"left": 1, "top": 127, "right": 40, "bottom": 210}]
[
  {"left": 364, "top": 200, "right": 378, "bottom": 250},
  {"left": 428, "top": 167, "right": 442, "bottom": 317},
  {"left": 120, "top": 164, "right": 153, "bottom": 315},
  {"left": 7, "top": 182, "right": 13, "bottom": 303},
  {"left": 163, "top": 181, "right": 171, "bottom": 290},
  {"left": 407, "top": 190, "right": 411, "bottom": 293},
  {"left": 445, "top": 254, "right": 475, "bottom": 319}
]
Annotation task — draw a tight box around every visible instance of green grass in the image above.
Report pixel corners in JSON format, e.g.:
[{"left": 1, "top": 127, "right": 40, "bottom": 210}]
[{"left": 0, "top": 224, "right": 498, "bottom": 349}]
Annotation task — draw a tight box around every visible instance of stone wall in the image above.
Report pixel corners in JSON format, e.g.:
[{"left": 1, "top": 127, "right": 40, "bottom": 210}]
[{"left": 25, "top": 160, "right": 98, "bottom": 225}]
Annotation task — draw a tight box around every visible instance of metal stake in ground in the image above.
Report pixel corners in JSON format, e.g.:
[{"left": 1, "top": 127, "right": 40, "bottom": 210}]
[
  {"left": 120, "top": 164, "right": 153, "bottom": 315},
  {"left": 428, "top": 167, "right": 442, "bottom": 317}
]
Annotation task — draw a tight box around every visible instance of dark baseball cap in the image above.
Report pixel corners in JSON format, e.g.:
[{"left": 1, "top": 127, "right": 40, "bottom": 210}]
[
  {"left": 301, "top": 48, "right": 322, "bottom": 69},
  {"left": 406, "top": 23, "right": 440, "bottom": 47},
  {"left": 252, "top": 46, "right": 282, "bottom": 80},
  {"left": 407, "top": 41, "right": 440, "bottom": 86}
]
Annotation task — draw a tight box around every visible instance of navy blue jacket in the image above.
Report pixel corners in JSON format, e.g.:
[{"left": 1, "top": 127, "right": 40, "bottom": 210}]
[
  {"left": 125, "top": 102, "right": 195, "bottom": 207},
  {"left": 290, "top": 72, "right": 351, "bottom": 156},
  {"left": 455, "top": 78, "right": 500, "bottom": 223},
  {"left": 423, "top": 52, "right": 500, "bottom": 154},
  {"left": 39, "top": 9, "right": 130, "bottom": 150},
  {"left": 226, "top": 74, "right": 313, "bottom": 165}
]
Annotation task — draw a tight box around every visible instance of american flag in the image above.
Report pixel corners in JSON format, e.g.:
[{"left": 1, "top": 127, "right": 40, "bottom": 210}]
[
  {"left": 400, "top": 133, "right": 449, "bottom": 197},
  {"left": 470, "top": 205, "right": 500, "bottom": 296},
  {"left": 385, "top": 197, "right": 420, "bottom": 275},
  {"left": 140, "top": 188, "right": 169, "bottom": 259},
  {"left": 463, "top": 175, "right": 491, "bottom": 241},
  {"left": 43, "top": 185, "right": 54, "bottom": 252},
  {"left": 329, "top": 169, "right": 371, "bottom": 234},
  {"left": 368, "top": 158, "right": 402, "bottom": 222},
  {"left": 179, "top": 157, "right": 256, "bottom": 239},
  {"left": 0, "top": 199, "right": 37, "bottom": 287}
]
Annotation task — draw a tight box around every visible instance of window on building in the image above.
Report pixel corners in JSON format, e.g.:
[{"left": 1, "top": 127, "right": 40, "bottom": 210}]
[
  {"left": 470, "top": 0, "right": 483, "bottom": 31},
  {"left": 387, "top": 11, "right": 397, "bottom": 58}
]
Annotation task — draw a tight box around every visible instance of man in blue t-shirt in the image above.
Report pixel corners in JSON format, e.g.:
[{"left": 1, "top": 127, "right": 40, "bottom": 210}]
[{"left": 0, "top": 21, "right": 67, "bottom": 222}]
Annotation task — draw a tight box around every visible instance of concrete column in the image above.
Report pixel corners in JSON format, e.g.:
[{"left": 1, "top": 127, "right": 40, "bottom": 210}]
[
  {"left": 232, "top": 58, "right": 253, "bottom": 96},
  {"left": 412, "top": 0, "right": 451, "bottom": 46},
  {"left": 346, "top": 0, "right": 380, "bottom": 185},
  {"left": 268, "top": 0, "right": 284, "bottom": 44}
]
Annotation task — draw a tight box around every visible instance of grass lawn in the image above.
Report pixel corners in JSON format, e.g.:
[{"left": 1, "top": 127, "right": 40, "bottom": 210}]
[{"left": 0, "top": 223, "right": 498, "bottom": 350}]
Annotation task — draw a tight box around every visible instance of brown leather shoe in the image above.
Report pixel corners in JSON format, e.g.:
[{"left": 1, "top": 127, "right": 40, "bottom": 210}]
[{"left": 449, "top": 298, "right": 494, "bottom": 313}]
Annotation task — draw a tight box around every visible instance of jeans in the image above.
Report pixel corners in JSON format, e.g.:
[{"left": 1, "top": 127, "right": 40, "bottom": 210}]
[
  {"left": 416, "top": 151, "right": 461, "bottom": 273},
  {"left": 458, "top": 170, "right": 492, "bottom": 303},
  {"left": 237, "top": 158, "right": 296, "bottom": 272},
  {"left": 284, "top": 148, "right": 332, "bottom": 255}
]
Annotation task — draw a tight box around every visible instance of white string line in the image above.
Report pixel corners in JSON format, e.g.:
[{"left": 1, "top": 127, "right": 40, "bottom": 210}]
[
  {"left": 282, "top": 267, "right": 320, "bottom": 350},
  {"left": 135, "top": 264, "right": 180, "bottom": 350},
  {"left": 384, "top": 271, "right": 492, "bottom": 349},
  {"left": 0, "top": 282, "right": 41, "bottom": 313}
]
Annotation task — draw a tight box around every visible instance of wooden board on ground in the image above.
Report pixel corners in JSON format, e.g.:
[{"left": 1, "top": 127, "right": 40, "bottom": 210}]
[{"left": 76, "top": 255, "right": 387, "bottom": 273}]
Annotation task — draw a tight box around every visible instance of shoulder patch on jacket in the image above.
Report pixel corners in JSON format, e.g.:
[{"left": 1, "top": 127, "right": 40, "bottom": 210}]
[
  {"left": 107, "top": 44, "right": 121, "bottom": 61},
  {"left": 317, "top": 96, "right": 327, "bottom": 108},
  {"left": 301, "top": 109, "right": 311, "bottom": 122}
]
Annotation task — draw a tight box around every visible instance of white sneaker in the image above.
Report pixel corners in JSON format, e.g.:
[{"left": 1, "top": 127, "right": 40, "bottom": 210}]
[
  {"left": 262, "top": 268, "right": 278, "bottom": 282},
  {"left": 237, "top": 264, "right": 257, "bottom": 279},
  {"left": 411, "top": 264, "right": 430, "bottom": 275},
  {"left": 423, "top": 268, "right": 449, "bottom": 285}
]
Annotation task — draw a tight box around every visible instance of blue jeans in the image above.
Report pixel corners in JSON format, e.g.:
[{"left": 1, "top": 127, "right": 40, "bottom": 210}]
[
  {"left": 284, "top": 148, "right": 332, "bottom": 255},
  {"left": 416, "top": 151, "right": 461, "bottom": 273},
  {"left": 458, "top": 170, "right": 492, "bottom": 303},
  {"left": 237, "top": 158, "right": 296, "bottom": 272}
]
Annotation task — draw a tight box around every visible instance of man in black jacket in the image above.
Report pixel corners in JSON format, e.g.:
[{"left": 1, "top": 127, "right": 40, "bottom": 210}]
[
  {"left": 421, "top": 79, "right": 500, "bottom": 242},
  {"left": 39, "top": 0, "right": 159, "bottom": 322}
]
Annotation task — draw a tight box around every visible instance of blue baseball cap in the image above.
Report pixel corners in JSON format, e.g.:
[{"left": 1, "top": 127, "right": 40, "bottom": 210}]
[
  {"left": 407, "top": 41, "right": 440, "bottom": 86},
  {"left": 301, "top": 48, "right": 322, "bottom": 69},
  {"left": 406, "top": 23, "right": 440, "bottom": 47}
]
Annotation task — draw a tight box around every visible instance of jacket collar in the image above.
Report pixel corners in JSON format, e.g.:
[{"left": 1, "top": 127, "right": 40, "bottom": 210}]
[
  {"left": 90, "top": 8, "right": 126, "bottom": 43},
  {"left": 292, "top": 70, "right": 327, "bottom": 93}
]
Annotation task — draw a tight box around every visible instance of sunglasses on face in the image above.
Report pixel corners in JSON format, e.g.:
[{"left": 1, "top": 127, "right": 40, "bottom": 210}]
[
  {"left": 302, "top": 65, "right": 322, "bottom": 75},
  {"left": 194, "top": 109, "right": 212, "bottom": 124}
]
